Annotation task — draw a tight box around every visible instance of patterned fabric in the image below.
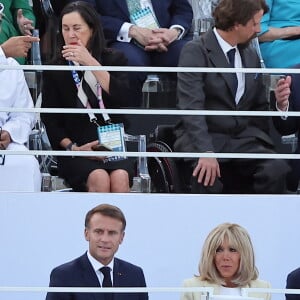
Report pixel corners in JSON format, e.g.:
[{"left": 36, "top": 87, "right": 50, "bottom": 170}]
[{"left": 126, "top": 0, "right": 142, "bottom": 15}]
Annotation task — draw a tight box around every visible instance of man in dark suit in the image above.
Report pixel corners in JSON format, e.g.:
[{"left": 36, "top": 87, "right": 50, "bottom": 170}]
[
  {"left": 73, "top": 0, "right": 193, "bottom": 106},
  {"left": 174, "top": 0, "right": 290, "bottom": 194},
  {"left": 286, "top": 267, "right": 300, "bottom": 300},
  {"left": 273, "top": 72, "right": 300, "bottom": 192},
  {"left": 46, "top": 204, "right": 148, "bottom": 300}
]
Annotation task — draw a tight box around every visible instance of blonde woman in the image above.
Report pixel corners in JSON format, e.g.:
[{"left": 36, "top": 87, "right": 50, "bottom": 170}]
[{"left": 181, "top": 223, "right": 271, "bottom": 300}]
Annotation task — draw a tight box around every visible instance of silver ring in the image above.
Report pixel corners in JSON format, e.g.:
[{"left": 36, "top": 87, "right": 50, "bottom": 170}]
[
  {"left": 24, "top": 24, "right": 27, "bottom": 29},
  {"left": 71, "top": 52, "right": 74, "bottom": 57}
]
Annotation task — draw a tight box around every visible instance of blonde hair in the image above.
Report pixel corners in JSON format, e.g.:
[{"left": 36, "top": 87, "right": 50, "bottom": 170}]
[{"left": 199, "top": 223, "right": 258, "bottom": 286}]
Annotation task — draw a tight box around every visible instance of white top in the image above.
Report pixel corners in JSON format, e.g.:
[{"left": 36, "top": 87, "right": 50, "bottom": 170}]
[
  {"left": 219, "top": 286, "right": 242, "bottom": 296},
  {"left": 0, "top": 47, "right": 35, "bottom": 144}
]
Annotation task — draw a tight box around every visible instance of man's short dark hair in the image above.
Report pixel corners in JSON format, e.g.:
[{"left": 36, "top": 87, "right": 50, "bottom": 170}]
[
  {"left": 213, "top": 0, "right": 269, "bottom": 31},
  {"left": 85, "top": 203, "right": 126, "bottom": 231}
]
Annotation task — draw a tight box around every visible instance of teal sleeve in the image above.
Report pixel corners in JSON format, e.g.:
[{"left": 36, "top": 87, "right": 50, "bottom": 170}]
[{"left": 259, "top": 0, "right": 273, "bottom": 35}]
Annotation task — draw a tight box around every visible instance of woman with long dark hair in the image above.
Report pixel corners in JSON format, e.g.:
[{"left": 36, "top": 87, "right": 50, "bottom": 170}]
[{"left": 42, "top": 1, "right": 133, "bottom": 192}]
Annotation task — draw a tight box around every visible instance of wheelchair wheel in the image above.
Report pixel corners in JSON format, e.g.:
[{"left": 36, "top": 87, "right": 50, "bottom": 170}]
[{"left": 147, "top": 141, "right": 182, "bottom": 193}]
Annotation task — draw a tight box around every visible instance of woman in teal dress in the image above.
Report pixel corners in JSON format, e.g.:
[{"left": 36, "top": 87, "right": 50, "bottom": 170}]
[
  {"left": 259, "top": 0, "right": 300, "bottom": 68},
  {"left": 0, "top": 0, "right": 35, "bottom": 64}
]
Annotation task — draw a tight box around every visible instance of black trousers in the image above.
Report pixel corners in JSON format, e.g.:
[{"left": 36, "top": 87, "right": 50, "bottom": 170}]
[{"left": 191, "top": 158, "right": 290, "bottom": 194}]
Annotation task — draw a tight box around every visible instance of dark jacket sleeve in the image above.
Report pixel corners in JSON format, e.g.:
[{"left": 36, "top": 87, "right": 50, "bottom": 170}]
[
  {"left": 286, "top": 268, "right": 300, "bottom": 300},
  {"left": 272, "top": 72, "right": 300, "bottom": 137}
]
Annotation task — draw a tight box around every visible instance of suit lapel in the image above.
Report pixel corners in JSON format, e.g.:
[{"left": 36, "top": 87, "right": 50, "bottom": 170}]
[
  {"left": 204, "top": 30, "right": 237, "bottom": 99},
  {"left": 238, "top": 45, "right": 257, "bottom": 104},
  {"left": 112, "top": 258, "right": 123, "bottom": 287},
  {"left": 151, "top": 0, "right": 161, "bottom": 24},
  {"left": 79, "top": 254, "right": 103, "bottom": 300},
  {"left": 114, "top": 0, "right": 129, "bottom": 16}
]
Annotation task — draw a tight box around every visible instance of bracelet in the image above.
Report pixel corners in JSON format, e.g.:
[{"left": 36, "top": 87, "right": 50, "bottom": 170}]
[{"left": 66, "top": 142, "right": 76, "bottom": 151}]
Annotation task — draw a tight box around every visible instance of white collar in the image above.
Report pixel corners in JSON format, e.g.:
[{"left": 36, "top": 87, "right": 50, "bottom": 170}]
[
  {"left": 86, "top": 251, "right": 114, "bottom": 272},
  {"left": 213, "top": 27, "right": 237, "bottom": 55}
]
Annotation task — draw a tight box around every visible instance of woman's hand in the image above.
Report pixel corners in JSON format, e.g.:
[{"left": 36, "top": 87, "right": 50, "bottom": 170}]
[
  {"left": 62, "top": 40, "right": 99, "bottom": 66},
  {"left": 73, "top": 140, "right": 107, "bottom": 161},
  {"left": 62, "top": 40, "right": 111, "bottom": 93},
  {"left": 17, "top": 9, "right": 34, "bottom": 36}
]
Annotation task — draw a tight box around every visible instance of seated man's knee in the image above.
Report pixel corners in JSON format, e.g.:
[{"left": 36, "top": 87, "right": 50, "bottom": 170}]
[{"left": 254, "top": 159, "right": 291, "bottom": 193}]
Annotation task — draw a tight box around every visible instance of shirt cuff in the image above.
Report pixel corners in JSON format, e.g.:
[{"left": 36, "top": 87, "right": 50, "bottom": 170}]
[
  {"left": 276, "top": 100, "right": 289, "bottom": 120},
  {"left": 0, "top": 46, "right": 6, "bottom": 58},
  {"left": 170, "top": 25, "right": 185, "bottom": 40},
  {"left": 117, "top": 22, "right": 133, "bottom": 42}
]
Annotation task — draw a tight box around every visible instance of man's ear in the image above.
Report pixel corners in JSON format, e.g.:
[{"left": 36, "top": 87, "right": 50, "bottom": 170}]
[
  {"left": 84, "top": 228, "right": 89, "bottom": 241},
  {"left": 120, "top": 231, "right": 125, "bottom": 244}
]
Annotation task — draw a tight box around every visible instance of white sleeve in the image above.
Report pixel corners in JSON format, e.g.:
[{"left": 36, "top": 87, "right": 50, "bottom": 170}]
[
  {"left": 1, "top": 59, "right": 36, "bottom": 144},
  {"left": 117, "top": 22, "right": 134, "bottom": 42}
]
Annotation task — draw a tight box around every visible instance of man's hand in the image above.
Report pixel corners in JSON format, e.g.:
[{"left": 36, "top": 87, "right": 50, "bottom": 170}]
[
  {"left": 192, "top": 157, "right": 221, "bottom": 187},
  {"left": 17, "top": 9, "right": 34, "bottom": 35},
  {"left": 1, "top": 36, "right": 39, "bottom": 58},
  {"left": 152, "top": 28, "right": 179, "bottom": 45},
  {"left": 0, "top": 130, "right": 12, "bottom": 150},
  {"left": 275, "top": 75, "right": 291, "bottom": 111},
  {"left": 128, "top": 25, "right": 159, "bottom": 47},
  {"left": 145, "top": 28, "right": 178, "bottom": 52}
]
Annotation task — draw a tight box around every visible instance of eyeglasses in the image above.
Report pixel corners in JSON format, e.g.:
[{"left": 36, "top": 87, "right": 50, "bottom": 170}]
[{"left": 0, "top": 126, "right": 5, "bottom": 166}]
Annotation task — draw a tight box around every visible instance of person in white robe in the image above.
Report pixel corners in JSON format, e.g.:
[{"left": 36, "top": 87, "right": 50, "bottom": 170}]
[{"left": 0, "top": 3, "right": 41, "bottom": 191}]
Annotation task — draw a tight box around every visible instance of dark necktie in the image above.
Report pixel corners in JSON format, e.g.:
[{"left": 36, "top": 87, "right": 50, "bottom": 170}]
[
  {"left": 227, "top": 48, "right": 238, "bottom": 95},
  {"left": 100, "top": 266, "right": 113, "bottom": 300}
]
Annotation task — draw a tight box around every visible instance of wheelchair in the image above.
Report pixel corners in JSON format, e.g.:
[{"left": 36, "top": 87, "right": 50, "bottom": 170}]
[{"left": 147, "top": 125, "right": 192, "bottom": 193}]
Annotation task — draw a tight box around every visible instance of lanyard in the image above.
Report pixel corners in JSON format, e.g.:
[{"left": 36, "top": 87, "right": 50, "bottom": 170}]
[{"left": 69, "top": 62, "right": 111, "bottom": 125}]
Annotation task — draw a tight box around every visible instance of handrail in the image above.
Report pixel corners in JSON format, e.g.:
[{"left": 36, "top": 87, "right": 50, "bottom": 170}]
[
  {"left": 1, "top": 107, "right": 300, "bottom": 117},
  {"left": 0, "top": 286, "right": 213, "bottom": 294},
  {"left": 3, "top": 64, "right": 300, "bottom": 74},
  {"left": 1, "top": 150, "right": 300, "bottom": 160},
  {"left": 0, "top": 286, "right": 300, "bottom": 296}
]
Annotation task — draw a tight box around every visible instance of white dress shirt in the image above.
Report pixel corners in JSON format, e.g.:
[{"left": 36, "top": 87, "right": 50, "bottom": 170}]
[
  {"left": 213, "top": 28, "right": 245, "bottom": 104},
  {"left": 87, "top": 251, "right": 114, "bottom": 285}
]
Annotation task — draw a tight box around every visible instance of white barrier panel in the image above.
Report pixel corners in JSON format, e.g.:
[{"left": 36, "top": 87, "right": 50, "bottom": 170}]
[
  {"left": 1, "top": 286, "right": 300, "bottom": 300},
  {"left": 0, "top": 193, "right": 299, "bottom": 300}
]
